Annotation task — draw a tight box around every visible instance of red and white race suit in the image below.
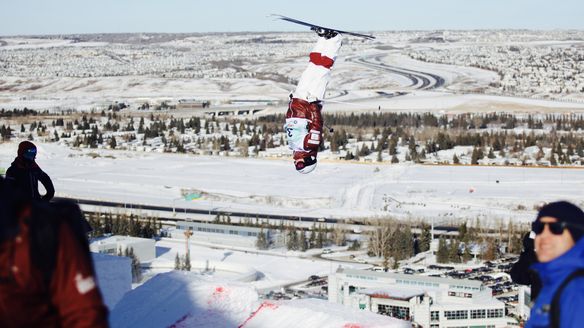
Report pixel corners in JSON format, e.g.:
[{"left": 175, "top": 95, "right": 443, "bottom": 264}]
[{"left": 284, "top": 34, "right": 342, "bottom": 162}]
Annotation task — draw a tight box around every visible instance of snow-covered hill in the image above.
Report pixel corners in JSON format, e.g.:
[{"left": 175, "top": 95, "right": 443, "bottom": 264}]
[{"left": 110, "top": 271, "right": 409, "bottom": 328}]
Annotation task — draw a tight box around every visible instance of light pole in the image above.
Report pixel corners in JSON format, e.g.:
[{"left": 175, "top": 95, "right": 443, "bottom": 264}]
[{"left": 184, "top": 229, "right": 193, "bottom": 257}]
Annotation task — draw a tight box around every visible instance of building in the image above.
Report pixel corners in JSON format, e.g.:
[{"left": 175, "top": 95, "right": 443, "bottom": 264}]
[
  {"left": 174, "top": 221, "right": 283, "bottom": 248},
  {"left": 90, "top": 235, "right": 156, "bottom": 262},
  {"left": 329, "top": 268, "right": 509, "bottom": 328},
  {"left": 176, "top": 98, "right": 210, "bottom": 109}
]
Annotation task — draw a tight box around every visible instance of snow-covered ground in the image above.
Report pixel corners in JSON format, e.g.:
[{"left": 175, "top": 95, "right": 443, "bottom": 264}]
[
  {"left": 152, "top": 238, "right": 365, "bottom": 292},
  {"left": 109, "top": 271, "right": 409, "bottom": 328},
  {"left": 1, "top": 142, "right": 582, "bottom": 225}
]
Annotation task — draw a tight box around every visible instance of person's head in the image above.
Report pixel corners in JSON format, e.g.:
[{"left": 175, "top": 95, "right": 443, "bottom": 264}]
[
  {"left": 532, "top": 201, "right": 584, "bottom": 263},
  {"left": 17, "top": 141, "right": 37, "bottom": 161},
  {"left": 294, "top": 154, "right": 317, "bottom": 174}
]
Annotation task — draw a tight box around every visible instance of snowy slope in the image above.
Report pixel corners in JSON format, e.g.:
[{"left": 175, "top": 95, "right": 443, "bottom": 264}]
[
  {"left": 92, "top": 252, "right": 132, "bottom": 310},
  {"left": 1, "top": 142, "right": 582, "bottom": 224},
  {"left": 110, "top": 271, "right": 408, "bottom": 328}
]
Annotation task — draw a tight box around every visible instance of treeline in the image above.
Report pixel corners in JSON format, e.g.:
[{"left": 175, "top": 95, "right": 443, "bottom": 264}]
[
  {"left": 210, "top": 214, "right": 358, "bottom": 252},
  {"left": 258, "top": 112, "right": 584, "bottom": 131},
  {"left": 367, "top": 220, "right": 430, "bottom": 269},
  {"left": 0, "top": 108, "right": 48, "bottom": 117},
  {"left": 367, "top": 218, "right": 527, "bottom": 269},
  {"left": 85, "top": 212, "right": 162, "bottom": 239},
  {"left": 8, "top": 109, "right": 584, "bottom": 166}
]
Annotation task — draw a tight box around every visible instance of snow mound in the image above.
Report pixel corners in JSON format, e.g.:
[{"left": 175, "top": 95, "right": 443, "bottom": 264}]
[
  {"left": 92, "top": 252, "right": 131, "bottom": 310},
  {"left": 110, "top": 271, "right": 408, "bottom": 328},
  {"left": 110, "top": 271, "right": 258, "bottom": 328},
  {"left": 241, "top": 299, "right": 409, "bottom": 328}
]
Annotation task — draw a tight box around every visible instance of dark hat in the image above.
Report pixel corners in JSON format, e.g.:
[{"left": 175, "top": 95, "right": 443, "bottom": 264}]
[
  {"left": 536, "top": 201, "right": 584, "bottom": 242},
  {"left": 17, "top": 141, "right": 36, "bottom": 157}
]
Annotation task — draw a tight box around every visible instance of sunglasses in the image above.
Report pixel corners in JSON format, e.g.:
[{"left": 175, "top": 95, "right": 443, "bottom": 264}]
[{"left": 532, "top": 221, "right": 568, "bottom": 235}]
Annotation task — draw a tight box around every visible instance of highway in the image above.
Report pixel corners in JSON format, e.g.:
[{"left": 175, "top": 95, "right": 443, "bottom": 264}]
[{"left": 350, "top": 54, "right": 445, "bottom": 90}]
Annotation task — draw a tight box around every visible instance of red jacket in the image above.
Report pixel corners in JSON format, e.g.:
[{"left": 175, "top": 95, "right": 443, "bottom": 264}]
[
  {"left": 286, "top": 97, "right": 323, "bottom": 160},
  {"left": 0, "top": 216, "right": 108, "bottom": 327}
]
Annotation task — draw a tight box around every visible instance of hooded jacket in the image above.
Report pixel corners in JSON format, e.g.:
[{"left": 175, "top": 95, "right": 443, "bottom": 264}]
[
  {"left": 526, "top": 237, "right": 584, "bottom": 328},
  {"left": 5, "top": 142, "right": 54, "bottom": 201},
  {"left": 0, "top": 177, "right": 108, "bottom": 327}
]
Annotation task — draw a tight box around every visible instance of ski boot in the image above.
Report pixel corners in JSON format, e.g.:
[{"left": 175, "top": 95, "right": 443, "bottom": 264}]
[{"left": 311, "top": 27, "right": 338, "bottom": 40}]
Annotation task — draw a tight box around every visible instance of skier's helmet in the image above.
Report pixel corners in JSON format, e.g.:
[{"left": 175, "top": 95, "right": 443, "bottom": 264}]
[{"left": 295, "top": 156, "right": 317, "bottom": 174}]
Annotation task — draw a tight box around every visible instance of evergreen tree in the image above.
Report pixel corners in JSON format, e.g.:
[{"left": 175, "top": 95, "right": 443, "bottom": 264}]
[
  {"left": 184, "top": 252, "right": 191, "bottom": 271},
  {"left": 348, "top": 239, "right": 361, "bottom": 251},
  {"left": 299, "top": 231, "right": 307, "bottom": 251},
  {"left": 462, "top": 243, "right": 473, "bottom": 262},
  {"left": 550, "top": 152, "right": 558, "bottom": 166},
  {"left": 448, "top": 240, "right": 460, "bottom": 263},
  {"left": 129, "top": 247, "right": 142, "bottom": 282},
  {"left": 316, "top": 227, "right": 325, "bottom": 249},
  {"left": 453, "top": 154, "right": 460, "bottom": 164},
  {"left": 437, "top": 237, "right": 449, "bottom": 263},
  {"left": 309, "top": 227, "right": 316, "bottom": 249},
  {"left": 175, "top": 253, "right": 181, "bottom": 270},
  {"left": 471, "top": 147, "right": 479, "bottom": 165},
  {"left": 419, "top": 224, "right": 431, "bottom": 252},
  {"left": 256, "top": 229, "right": 269, "bottom": 250}
]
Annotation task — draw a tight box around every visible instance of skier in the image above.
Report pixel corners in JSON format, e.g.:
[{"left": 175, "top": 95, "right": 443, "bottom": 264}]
[
  {"left": 284, "top": 28, "right": 342, "bottom": 174},
  {"left": 5, "top": 141, "right": 54, "bottom": 202}
]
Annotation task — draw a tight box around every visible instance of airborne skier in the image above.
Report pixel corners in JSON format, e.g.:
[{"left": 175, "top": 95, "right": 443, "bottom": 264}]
[{"left": 284, "top": 28, "right": 342, "bottom": 174}]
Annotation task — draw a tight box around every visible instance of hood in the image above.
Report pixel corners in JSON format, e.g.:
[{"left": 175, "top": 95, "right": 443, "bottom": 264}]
[{"left": 17, "top": 141, "right": 36, "bottom": 157}]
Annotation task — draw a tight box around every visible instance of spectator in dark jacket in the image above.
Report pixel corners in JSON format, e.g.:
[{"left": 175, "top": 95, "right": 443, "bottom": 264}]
[
  {"left": 510, "top": 232, "right": 542, "bottom": 300},
  {"left": 0, "top": 176, "right": 108, "bottom": 327},
  {"left": 5, "top": 141, "right": 54, "bottom": 201}
]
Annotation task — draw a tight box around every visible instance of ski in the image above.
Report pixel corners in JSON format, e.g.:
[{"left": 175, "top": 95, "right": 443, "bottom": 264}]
[{"left": 271, "top": 14, "right": 376, "bottom": 40}]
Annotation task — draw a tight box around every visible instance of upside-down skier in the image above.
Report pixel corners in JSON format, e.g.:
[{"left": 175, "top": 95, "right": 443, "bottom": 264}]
[{"left": 284, "top": 28, "right": 342, "bottom": 174}]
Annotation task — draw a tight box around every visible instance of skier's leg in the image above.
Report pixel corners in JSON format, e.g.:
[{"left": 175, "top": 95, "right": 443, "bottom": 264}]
[{"left": 293, "top": 34, "right": 343, "bottom": 102}]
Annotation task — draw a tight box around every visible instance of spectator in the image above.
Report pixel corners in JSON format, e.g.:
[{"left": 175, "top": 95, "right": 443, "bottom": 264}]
[
  {"left": 5, "top": 141, "right": 54, "bottom": 202},
  {"left": 510, "top": 232, "right": 542, "bottom": 300},
  {"left": 526, "top": 201, "right": 584, "bottom": 328},
  {"left": 0, "top": 176, "right": 108, "bottom": 327}
]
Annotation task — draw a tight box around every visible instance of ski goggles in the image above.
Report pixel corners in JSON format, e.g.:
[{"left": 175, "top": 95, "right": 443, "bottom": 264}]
[{"left": 23, "top": 147, "right": 37, "bottom": 160}]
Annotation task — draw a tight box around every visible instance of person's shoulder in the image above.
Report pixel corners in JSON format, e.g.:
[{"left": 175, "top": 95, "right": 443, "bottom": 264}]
[{"left": 559, "top": 275, "right": 584, "bottom": 324}]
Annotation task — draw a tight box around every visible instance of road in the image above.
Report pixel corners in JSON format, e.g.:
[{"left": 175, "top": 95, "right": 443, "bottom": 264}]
[{"left": 349, "top": 54, "right": 446, "bottom": 90}]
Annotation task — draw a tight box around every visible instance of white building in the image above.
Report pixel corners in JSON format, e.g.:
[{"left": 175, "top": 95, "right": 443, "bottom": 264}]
[
  {"left": 173, "top": 221, "right": 283, "bottom": 248},
  {"left": 90, "top": 235, "right": 156, "bottom": 262},
  {"left": 329, "top": 268, "right": 509, "bottom": 328}
]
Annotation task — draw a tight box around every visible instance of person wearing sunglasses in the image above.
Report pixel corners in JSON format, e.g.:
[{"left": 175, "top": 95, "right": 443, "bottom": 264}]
[
  {"left": 526, "top": 201, "right": 584, "bottom": 328},
  {"left": 5, "top": 141, "right": 54, "bottom": 202}
]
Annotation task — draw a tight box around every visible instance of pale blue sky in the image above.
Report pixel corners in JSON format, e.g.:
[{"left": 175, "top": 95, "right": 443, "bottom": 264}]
[{"left": 1, "top": 0, "right": 582, "bottom": 36}]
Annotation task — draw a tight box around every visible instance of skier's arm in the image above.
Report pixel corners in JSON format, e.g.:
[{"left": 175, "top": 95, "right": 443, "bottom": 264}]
[
  {"left": 38, "top": 170, "right": 55, "bottom": 201},
  {"left": 50, "top": 223, "right": 108, "bottom": 328}
]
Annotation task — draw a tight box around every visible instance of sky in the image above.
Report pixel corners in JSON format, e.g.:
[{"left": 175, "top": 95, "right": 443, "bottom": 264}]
[{"left": 1, "top": 0, "right": 583, "bottom": 36}]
